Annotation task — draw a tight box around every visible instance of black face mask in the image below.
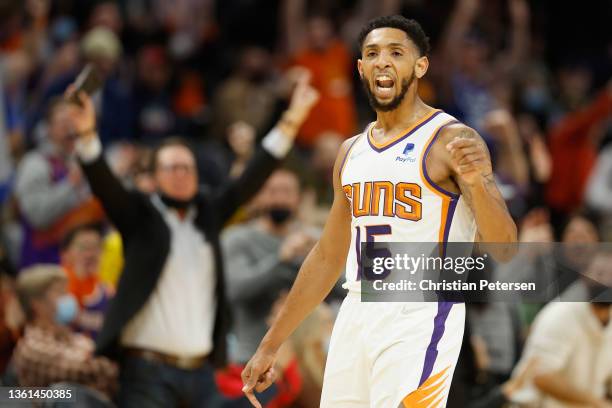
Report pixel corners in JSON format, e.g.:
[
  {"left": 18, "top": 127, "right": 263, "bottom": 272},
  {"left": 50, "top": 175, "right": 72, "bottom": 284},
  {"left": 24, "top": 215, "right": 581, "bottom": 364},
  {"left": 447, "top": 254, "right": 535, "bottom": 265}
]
[
  {"left": 159, "top": 193, "right": 195, "bottom": 210},
  {"left": 267, "top": 207, "right": 293, "bottom": 226}
]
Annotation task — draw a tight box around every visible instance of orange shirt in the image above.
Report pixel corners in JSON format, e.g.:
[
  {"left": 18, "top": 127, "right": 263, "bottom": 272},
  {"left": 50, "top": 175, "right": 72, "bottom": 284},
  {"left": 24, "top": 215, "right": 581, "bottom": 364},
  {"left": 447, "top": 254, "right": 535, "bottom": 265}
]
[
  {"left": 63, "top": 265, "right": 100, "bottom": 307},
  {"left": 291, "top": 40, "right": 357, "bottom": 147}
]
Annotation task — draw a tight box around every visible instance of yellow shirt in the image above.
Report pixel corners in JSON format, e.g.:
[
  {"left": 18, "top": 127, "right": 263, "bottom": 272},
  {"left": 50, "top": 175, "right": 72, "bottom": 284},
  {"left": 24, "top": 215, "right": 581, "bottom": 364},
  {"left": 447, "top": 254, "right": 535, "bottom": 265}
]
[{"left": 98, "top": 230, "right": 123, "bottom": 288}]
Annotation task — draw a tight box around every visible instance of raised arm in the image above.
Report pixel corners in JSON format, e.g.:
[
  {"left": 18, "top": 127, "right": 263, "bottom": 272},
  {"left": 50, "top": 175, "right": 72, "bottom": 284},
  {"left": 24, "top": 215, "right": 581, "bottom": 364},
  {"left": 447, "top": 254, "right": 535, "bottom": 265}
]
[
  {"left": 279, "top": 0, "right": 306, "bottom": 56},
  {"left": 441, "top": 124, "right": 517, "bottom": 259},
  {"left": 65, "top": 90, "right": 141, "bottom": 235},
  {"left": 240, "top": 137, "right": 354, "bottom": 407},
  {"left": 213, "top": 73, "right": 319, "bottom": 224},
  {"left": 482, "top": 109, "right": 530, "bottom": 191},
  {"left": 506, "top": 0, "right": 530, "bottom": 70},
  {"left": 439, "top": 0, "right": 480, "bottom": 68}
]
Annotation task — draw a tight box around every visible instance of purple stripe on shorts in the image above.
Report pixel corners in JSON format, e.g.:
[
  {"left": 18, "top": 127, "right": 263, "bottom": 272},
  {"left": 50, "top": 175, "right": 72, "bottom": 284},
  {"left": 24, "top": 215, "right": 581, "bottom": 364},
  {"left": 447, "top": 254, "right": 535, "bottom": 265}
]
[
  {"left": 441, "top": 198, "right": 459, "bottom": 258},
  {"left": 418, "top": 301, "right": 454, "bottom": 386},
  {"left": 355, "top": 226, "right": 362, "bottom": 281}
]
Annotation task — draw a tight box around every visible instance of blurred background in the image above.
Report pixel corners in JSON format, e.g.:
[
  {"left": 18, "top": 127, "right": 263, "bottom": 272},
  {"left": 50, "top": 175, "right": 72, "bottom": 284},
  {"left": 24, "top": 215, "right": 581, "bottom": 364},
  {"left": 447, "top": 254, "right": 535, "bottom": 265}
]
[{"left": 0, "top": 0, "right": 610, "bottom": 407}]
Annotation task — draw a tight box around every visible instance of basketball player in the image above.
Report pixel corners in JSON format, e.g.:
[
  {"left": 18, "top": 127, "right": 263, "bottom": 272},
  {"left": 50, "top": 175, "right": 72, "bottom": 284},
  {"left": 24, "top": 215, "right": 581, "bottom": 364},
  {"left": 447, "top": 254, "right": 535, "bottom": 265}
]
[{"left": 242, "top": 15, "right": 516, "bottom": 408}]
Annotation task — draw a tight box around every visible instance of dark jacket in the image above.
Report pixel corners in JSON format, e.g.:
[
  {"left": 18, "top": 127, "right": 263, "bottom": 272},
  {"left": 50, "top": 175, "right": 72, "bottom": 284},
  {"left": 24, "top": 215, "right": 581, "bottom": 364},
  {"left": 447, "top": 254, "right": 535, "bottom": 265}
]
[{"left": 80, "top": 146, "right": 282, "bottom": 368}]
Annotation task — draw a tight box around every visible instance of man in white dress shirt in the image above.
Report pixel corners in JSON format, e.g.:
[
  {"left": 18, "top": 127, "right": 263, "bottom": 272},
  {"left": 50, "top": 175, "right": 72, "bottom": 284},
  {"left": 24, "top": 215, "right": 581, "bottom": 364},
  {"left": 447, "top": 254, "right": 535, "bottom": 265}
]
[{"left": 65, "top": 75, "right": 319, "bottom": 407}]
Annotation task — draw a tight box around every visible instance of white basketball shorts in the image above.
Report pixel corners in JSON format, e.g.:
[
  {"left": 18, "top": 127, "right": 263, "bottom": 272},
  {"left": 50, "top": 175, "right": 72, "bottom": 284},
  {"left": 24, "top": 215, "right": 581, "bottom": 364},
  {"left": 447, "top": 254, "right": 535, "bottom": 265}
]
[{"left": 320, "top": 291, "right": 465, "bottom": 408}]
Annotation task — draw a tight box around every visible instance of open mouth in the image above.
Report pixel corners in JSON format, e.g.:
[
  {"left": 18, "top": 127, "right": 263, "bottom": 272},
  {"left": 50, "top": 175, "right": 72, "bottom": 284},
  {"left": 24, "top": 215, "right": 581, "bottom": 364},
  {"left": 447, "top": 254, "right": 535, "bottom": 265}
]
[{"left": 374, "top": 74, "right": 395, "bottom": 98}]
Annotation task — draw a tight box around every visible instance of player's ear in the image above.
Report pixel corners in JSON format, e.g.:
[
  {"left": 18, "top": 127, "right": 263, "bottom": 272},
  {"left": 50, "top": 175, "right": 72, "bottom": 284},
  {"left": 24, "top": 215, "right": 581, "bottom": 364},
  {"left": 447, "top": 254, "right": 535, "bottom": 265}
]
[
  {"left": 357, "top": 59, "right": 364, "bottom": 80},
  {"left": 414, "top": 55, "right": 429, "bottom": 79}
]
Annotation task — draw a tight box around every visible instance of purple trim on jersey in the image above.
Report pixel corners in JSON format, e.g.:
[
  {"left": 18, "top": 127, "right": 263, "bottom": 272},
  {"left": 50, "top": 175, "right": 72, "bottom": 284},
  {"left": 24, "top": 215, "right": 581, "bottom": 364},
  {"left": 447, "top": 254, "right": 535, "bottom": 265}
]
[
  {"left": 421, "top": 120, "right": 461, "bottom": 200},
  {"left": 418, "top": 301, "right": 454, "bottom": 386},
  {"left": 367, "top": 110, "right": 443, "bottom": 153},
  {"left": 355, "top": 226, "right": 362, "bottom": 281},
  {"left": 441, "top": 198, "right": 459, "bottom": 258},
  {"left": 338, "top": 133, "right": 363, "bottom": 185}
]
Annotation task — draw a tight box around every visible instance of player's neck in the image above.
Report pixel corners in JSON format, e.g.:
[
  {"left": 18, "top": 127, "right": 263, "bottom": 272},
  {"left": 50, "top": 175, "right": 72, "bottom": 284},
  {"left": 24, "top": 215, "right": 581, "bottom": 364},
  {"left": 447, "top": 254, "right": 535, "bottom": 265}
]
[{"left": 375, "top": 93, "right": 429, "bottom": 133}]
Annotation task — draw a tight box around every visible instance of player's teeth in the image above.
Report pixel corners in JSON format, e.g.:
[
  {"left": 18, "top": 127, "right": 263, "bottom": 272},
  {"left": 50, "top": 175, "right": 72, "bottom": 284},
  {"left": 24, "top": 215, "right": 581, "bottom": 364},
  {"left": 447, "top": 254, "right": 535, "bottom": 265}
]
[{"left": 376, "top": 78, "right": 394, "bottom": 88}]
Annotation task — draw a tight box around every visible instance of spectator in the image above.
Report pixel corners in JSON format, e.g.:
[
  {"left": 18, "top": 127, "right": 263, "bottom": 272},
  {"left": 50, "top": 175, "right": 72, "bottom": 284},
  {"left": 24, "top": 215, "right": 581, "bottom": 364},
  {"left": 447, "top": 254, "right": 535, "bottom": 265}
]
[
  {"left": 88, "top": 0, "right": 123, "bottom": 35},
  {"left": 226, "top": 121, "right": 257, "bottom": 179},
  {"left": 0, "top": 80, "right": 14, "bottom": 205},
  {"left": 435, "top": 0, "right": 530, "bottom": 131},
  {"left": 60, "top": 223, "right": 112, "bottom": 339},
  {"left": 553, "top": 62, "right": 594, "bottom": 117},
  {"left": 510, "top": 299, "right": 612, "bottom": 408},
  {"left": 481, "top": 109, "right": 530, "bottom": 216},
  {"left": 211, "top": 46, "right": 280, "bottom": 140},
  {"left": 516, "top": 112, "right": 553, "bottom": 209},
  {"left": 0, "top": 272, "right": 24, "bottom": 374},
  {"left": 12, "top": 264, "right": 117, "bottom": 398},
  {"left": 30, "top": 27, "right": 134, "bottom": 145},
  {"left": 37, "top": 35, "right": 80, "bottom": 94},
  {"left": 560, "top": 249, "right": 612, "bottom": 303},
  {"left": 133, "top": 45, "right": 177, "bottom": 143},
  {"left": 282, "top": 1, "right": 357, "bottom": 147},
  {"left": 65, "top": 74, "right": 318, "bottom": 407},
  {"left": 2, "top": 50, "right": 32, "bottom": 162},
  {"left": 222, "top": 167, "right": 316, "bottom": 366},
  {"left": 496, "top": 209, "right": 602, "bottom": 308},
  {"left": 555, "top": 210, "right": 603, "bottom": 292},
  {"left": 545, "top": 86, "right": 612, "bottom": 221},
  {"left": 434, "top": 0, "right": 532, "bottom": 218},
  {"left": 104, "top": 140, "right": 141, "bottom": 182},
  {"left": 14, "top": 99, "right": 105, "bottom": 268},
  {"left": 1, "top": 49, "right": 36, "bottom": 203}
]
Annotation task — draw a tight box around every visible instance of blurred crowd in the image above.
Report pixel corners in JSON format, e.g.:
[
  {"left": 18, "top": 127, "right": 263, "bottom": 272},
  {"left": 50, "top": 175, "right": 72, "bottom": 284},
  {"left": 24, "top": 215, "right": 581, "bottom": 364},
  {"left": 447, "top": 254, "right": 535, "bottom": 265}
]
[{"left": 0, "top": 0, "right": 610, "bottom": 407}]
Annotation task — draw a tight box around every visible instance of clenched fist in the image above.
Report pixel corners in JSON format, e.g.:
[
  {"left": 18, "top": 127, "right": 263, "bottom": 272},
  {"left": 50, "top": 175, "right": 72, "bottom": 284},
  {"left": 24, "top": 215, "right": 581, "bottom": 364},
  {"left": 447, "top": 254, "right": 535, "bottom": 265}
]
[{"left": 446, "top": 132, "right": 493, "bottom": 187}]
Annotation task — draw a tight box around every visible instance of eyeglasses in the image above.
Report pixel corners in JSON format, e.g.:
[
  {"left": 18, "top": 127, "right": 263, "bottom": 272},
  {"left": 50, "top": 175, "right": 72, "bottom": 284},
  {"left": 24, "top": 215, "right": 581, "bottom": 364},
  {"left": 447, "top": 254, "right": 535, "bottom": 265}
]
[{"left": 157, "top": 163, "right": 196, "bottom": 174}]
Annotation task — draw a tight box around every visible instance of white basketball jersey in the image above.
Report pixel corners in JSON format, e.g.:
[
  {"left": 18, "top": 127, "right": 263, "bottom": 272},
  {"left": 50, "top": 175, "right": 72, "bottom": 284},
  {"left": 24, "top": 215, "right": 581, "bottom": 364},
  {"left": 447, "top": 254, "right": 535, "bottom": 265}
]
[{"left": 340, "top": 110, "right": 477, "bottom": 292}]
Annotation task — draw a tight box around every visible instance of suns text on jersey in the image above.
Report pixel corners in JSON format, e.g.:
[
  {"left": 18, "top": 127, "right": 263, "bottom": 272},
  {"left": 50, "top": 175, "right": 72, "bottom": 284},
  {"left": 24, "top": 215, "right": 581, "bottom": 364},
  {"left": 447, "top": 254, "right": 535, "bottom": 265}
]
[{"left": 342, "top": 181, "right": 422, "bottom": 221}]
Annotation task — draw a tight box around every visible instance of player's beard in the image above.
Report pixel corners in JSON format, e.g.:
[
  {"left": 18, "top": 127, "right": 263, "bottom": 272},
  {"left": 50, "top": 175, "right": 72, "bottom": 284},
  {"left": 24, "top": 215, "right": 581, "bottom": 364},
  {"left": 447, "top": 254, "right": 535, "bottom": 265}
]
[{"left": 361, "top": 72, "right": 414, "bottom": 112}]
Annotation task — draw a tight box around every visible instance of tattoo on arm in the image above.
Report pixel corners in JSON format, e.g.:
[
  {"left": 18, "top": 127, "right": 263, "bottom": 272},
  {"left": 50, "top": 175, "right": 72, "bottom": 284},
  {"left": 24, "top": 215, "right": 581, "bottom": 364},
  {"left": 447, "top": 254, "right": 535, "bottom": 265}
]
[
  {"left": 458, "top": 127, "right": 479, "bottom": 140},
  {"left": 458, "top": 172, "right": 507, "bottom": 212},
  {"left": 458, "top": 178, "right": 473, "bottom": 205},
  {"left": 483, "top": 172, "right": 508, "bottom": 209}
]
